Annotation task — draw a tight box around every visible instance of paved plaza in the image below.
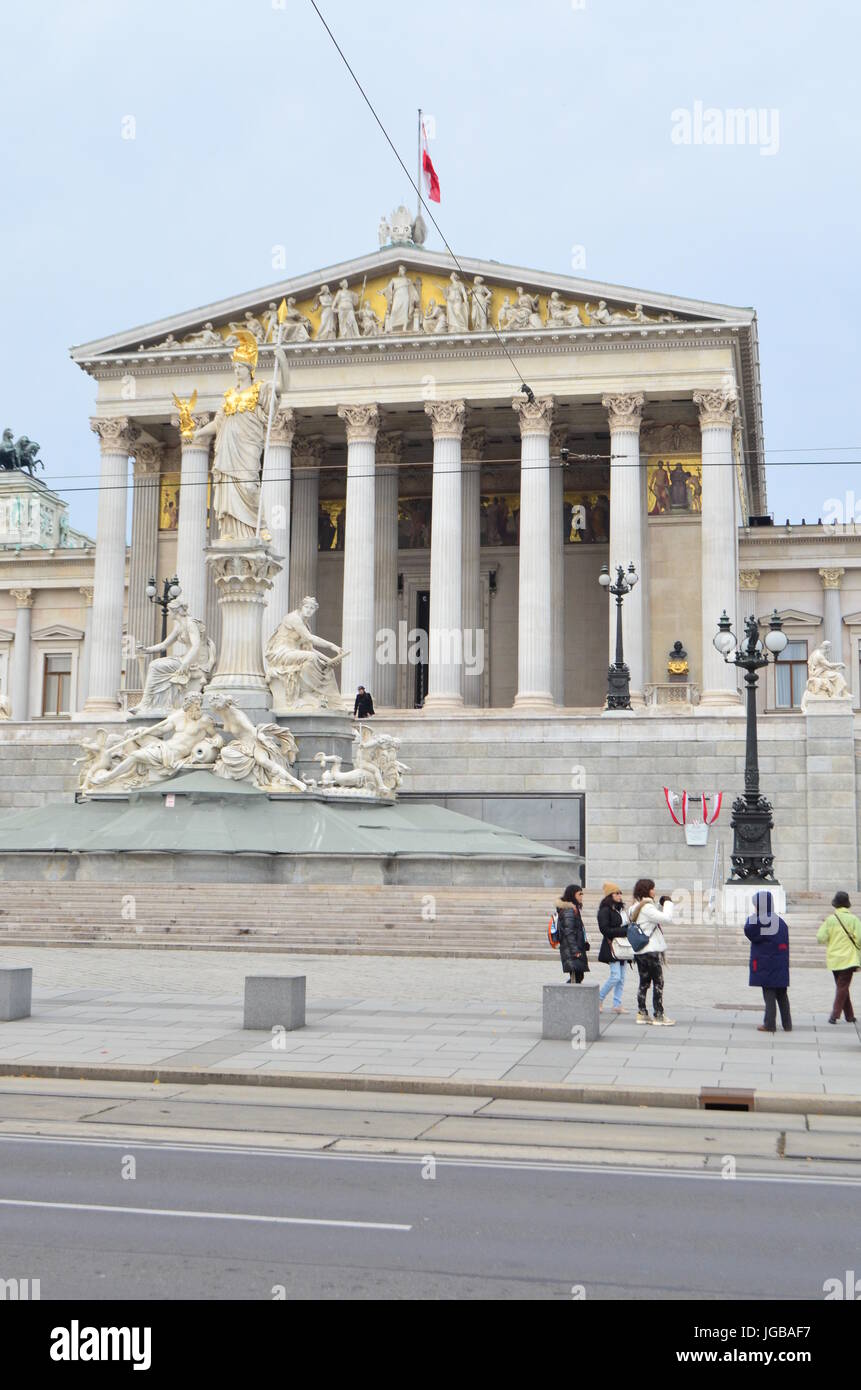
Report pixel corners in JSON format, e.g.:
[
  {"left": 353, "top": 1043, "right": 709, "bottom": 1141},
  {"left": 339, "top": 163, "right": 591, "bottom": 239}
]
[{"left": 0, "top": 947, "right": 857, "bottom": 1097}]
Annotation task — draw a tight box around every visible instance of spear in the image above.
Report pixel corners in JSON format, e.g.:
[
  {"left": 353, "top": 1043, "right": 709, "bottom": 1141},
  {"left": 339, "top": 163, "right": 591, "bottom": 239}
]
[{"left": 257, "top": 297, "right": 289, "bottom": 540}]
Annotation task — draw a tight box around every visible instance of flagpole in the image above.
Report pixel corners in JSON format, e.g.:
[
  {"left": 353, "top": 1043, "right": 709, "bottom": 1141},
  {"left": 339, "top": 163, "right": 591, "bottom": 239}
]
[
  {"left": 416, "top": 107, "right": 422, "bottom": 222},
  {"left": 256, "top": 299, "right": 288, "bottom": 540}
]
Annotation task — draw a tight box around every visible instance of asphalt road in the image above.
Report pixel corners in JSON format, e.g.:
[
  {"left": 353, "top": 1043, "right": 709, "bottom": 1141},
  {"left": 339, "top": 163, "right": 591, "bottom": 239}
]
[{"left": 0, "top": 1134, "right": 857, "bottom": 1300}]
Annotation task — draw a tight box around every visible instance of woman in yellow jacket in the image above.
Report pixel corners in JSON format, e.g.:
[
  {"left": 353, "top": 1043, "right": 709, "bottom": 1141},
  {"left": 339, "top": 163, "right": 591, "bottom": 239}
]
[{"left": 817, "top": 891, "right": 861, "bottom": 1024}]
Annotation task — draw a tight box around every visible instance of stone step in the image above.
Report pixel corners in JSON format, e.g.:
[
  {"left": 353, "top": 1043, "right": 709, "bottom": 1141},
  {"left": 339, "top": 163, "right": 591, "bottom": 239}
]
[{"left": 0, "top": 934, "right": 821, "bottom": 965}]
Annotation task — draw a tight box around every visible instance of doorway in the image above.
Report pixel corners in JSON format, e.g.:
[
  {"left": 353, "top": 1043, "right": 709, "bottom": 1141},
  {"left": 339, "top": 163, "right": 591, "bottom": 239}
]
[{"left": 414, "top": 589, "right": 430, "bottom": 707}]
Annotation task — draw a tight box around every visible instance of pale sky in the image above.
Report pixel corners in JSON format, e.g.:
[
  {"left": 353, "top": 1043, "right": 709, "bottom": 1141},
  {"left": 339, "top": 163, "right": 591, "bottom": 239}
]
[{"left": 2, "top": 0, "right": 859, "bottom": 537}]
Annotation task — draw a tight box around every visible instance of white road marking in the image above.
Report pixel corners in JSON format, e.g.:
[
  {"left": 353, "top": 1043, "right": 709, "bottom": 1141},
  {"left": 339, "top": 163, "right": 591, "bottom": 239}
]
[
  {"left": 0, "top": 1131, "right": 858, "bottom": 1187},
  {"left": 0, "top": 1196, "right": 411, "bottom": 1232}
]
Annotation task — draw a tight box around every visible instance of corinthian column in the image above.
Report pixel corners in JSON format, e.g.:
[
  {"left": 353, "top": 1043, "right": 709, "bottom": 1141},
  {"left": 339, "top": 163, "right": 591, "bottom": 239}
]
[
  {"left": 695, "top": 388, "right": 742, "bottom": 705},
  {"left": 10, "top": 588, "right": 33, "bottom": 721},
  {"left": 819, "top": 568, "right": 845, "bottom": 657},
  {"left": 78, "top": 585, "right": 94, "bottom": 713},
  {"left": 374, "top": 432, "right": 402, "bottom": 707},
  {"left": 424, "top": 400, "right": 466, "bottom": 708},
  {"left": 171, "top": 412, "right": 212, "bottom": 626},
  {"left": 288, "top": 436, "right": 323, "bottom": 611},
  {"left": 337, "top": 404, "right": 379, "bottom": 705},
  {"left": 738, "top": 569, "right": 760, "bottom": 631},
  {"left": 262, "top": 408, "right": 295, "bottom": 639},
  {"left": 513, "top": 395, "right": 554, "bottom": 708},
  {"left": 86, "top": 417, "right": 138, "bottom": 712},
  {"left": 462, "top": 427, "right": 485, "bottom": 707},
  {"left": 128, "top": 441, "right": 163, "bottom": 686},
  {"left": 550, "top": 423, "right": 567, "bottom": 705},
  {"left": 603, "top": 393, "right": 646, "bottom": 705}
]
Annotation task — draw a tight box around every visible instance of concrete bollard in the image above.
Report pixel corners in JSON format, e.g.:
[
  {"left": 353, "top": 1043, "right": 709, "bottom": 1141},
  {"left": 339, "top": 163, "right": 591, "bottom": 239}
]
[
  {"left": 243, "top": 975, "right": 306, "bottom": 1031},
  {"left": 0, "top": 967, "right": 32, "bottom": 1022},
  {"left": 542, "top": 981, "right": 600, "bottom": 1042}
]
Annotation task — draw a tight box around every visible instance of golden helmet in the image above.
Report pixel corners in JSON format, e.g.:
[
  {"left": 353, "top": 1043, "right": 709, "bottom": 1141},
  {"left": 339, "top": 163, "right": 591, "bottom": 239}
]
[{"left": 231, "top": 329, "right": 258, "bottom": 373}]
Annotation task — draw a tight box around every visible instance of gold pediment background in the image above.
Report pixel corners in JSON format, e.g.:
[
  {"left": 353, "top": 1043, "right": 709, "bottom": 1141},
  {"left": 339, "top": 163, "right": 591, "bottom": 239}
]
[{"left": 140, "top": 272, "right": 689, "bottom": 352}]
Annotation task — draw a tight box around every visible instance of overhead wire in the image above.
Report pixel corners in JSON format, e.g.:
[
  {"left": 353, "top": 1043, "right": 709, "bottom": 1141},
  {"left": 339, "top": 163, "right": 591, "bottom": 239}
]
[{"left": 306, "top": 0, "right": 536, "bottom": 403}]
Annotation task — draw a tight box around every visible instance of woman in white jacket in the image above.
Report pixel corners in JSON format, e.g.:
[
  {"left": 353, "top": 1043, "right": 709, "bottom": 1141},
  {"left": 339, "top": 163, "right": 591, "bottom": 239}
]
[{"left": 629, "top": 878, "right": 675, "bottom": 1027}]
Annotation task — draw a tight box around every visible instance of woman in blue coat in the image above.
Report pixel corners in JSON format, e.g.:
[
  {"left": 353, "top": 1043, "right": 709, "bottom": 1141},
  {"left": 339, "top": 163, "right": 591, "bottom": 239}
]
[{"left": 743, "top": 890, "right": 792, "bottom": 1033}]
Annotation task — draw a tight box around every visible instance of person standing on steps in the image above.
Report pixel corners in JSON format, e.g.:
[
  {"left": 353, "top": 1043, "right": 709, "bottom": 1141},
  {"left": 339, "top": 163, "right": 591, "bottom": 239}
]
[
  {"left": 556, "top": 883, "right": 590, "bottom": 984},
  {"left": 353, "top": 686, "right": 375, "bottom": 719},
  {"left": 597, "top": 882, "right": 629, "bottom": 1012},
  {"left": 817, "top": 890, "right": 861, "bottom": 1024},
  {"left": 744, "top": 890, "right": 792, "bottom": 1033},
  {"left": 628, "top": 879, "right": 675, "bottom": 1026}
]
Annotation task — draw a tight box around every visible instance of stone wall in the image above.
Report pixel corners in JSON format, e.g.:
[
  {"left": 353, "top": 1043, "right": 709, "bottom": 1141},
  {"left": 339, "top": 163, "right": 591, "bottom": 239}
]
[
  {"left": 366, "top": 709, "right": 857, "bottom": 894},
  {"left": 0, "top": 708, "right": 857, "bottom": 892},
  {"left": 0, "top": 723, "right": 81, "bottom": 811}
]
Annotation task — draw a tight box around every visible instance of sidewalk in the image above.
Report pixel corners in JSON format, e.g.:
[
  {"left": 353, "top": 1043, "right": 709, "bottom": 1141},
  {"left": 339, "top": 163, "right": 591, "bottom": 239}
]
[{"left": 0, "top": 947, "right": 857, "bottom": 1100}]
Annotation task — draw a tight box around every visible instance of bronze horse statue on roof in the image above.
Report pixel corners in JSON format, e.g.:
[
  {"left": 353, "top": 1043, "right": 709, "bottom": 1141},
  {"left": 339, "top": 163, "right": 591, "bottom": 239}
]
[{"left": 0, "top": 430, "right": 44, "bottom": 476}]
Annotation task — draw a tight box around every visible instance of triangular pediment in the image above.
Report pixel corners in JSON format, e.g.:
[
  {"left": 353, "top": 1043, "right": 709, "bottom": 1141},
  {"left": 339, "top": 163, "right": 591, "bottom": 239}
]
[
  {"left": 767, "top": 608, "right": 822, "bottom": 627},
  {"left": 31, "top": 623, "right": 84, "bottom": 641},
  {"left": 70, "top": 246, "right": 753, "bottom": 361}
]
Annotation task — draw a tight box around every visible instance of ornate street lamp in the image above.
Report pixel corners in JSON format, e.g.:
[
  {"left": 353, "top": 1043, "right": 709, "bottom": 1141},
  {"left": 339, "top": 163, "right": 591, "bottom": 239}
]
[
  {"left": 146, "top": 575, "right": 181, "bottom": 643},
  {"left": 713, "top": 609, "right": 787, "bottom": 881},
  {"left": 599, "top": 561, "right": 639, "bottom": 710}
]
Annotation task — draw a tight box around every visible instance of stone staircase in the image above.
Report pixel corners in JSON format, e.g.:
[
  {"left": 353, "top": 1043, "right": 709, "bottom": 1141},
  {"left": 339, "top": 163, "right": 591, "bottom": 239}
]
[{"left": 0, "top": 884, "right": 833, "bottom": 966}]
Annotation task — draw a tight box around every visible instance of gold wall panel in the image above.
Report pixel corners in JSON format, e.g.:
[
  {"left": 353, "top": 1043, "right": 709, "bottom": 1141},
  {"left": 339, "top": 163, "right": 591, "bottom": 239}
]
[{"left": 647, "top": 458, "right": 702, "bottom": 515}]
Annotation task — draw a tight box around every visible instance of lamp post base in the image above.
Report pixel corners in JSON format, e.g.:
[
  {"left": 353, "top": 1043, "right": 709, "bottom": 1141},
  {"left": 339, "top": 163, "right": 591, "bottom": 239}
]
[
  {"left": 605, "top": 662, "right": 632, "bottom": 711},
  {"left": 728, "top": 793, "right": 777, "bottom": 882}
]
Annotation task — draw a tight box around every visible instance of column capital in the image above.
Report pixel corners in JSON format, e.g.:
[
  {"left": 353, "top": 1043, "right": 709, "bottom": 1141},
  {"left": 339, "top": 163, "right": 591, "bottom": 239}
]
[
  {"left": 10, "top": 588, "right": 33, "bottom": 609},
  {"left": 425, "top": 399, "right": 466, "bottom": 441},
  {"left": 79, "top": 585, "right": 95, "bottom": 606},
  {"left": 132, "top": 439, "right": 166, "bottom": 475},
  {"left": 819, "top": 566, "right": 845, "bottom": 590},
  {"left": 738, "top": 569, "right": 761, "bottom": 591},
  {"left": 512, "top": 394, "right": 554, "bottom": 437},
  {"left": 337, "top": 403, "right": 380, "bottom": 443},
  {"left": 270, "top": 408, "right": 296, "bottom": 448},
  {"left": 292, "top": 434, "right": 325, "bottom": 469},
  {"left": 693, "top": 387, "right": 739, "bottom": 429},
  {"left": 90, "top": 417, "right": 140, "bottom": 455},
  {"left": 376, "top": 431, "right": 404, "bottom": 468},
  {"left": 462, "top": 427, "right": 486, "bottom": 463},
  {"left": 170, "top": 412, "right": 214, "bottom": 447},
  {"left": 602, "top": 393, "right": 645, "bottom": 432},
  {"left": 549, "top": 423, "right": 568, "bottom": 454}
]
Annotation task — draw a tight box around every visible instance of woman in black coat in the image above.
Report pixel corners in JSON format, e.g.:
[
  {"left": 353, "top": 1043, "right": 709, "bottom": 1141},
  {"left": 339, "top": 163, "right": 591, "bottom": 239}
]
[
  {"left": 556, "top": 883, "right": 590, "bottom": 983},
  {"left": 597, "top": 881, "right": 629, "bottom": 1013}
]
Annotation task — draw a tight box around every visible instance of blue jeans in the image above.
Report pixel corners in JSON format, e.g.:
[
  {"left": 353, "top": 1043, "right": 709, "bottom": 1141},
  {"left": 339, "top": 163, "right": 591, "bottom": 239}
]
[{"left": 599, "top": 961, "right": 626, "bottom": 1007}]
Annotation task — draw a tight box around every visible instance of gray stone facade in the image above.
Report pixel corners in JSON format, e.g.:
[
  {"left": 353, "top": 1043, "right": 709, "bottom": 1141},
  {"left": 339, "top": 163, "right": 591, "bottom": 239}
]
[{"left": 0, "top": 711, "right": 857, "bottom": 892}]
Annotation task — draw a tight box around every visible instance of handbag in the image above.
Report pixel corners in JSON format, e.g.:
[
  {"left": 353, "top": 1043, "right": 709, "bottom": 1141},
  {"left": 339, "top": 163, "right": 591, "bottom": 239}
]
[
  {"left": 638, "top": 926, "right": 667, "bottom": 955},
  {"left": 611, "top": 935, "right": 635, "bottom": 961},
  {"left": 627, "top": 923, "right": 650, "bottom": 953}
]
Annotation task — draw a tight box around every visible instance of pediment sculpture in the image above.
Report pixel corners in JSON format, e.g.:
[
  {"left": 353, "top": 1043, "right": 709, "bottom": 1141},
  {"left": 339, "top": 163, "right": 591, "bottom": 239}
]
[{"left": 131, "top": 265, "right": 687, "bottom": 355}]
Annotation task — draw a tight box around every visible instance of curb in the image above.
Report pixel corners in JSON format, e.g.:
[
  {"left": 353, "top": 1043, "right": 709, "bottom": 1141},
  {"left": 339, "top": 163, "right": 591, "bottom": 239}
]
[{"left": 0, "top": 1061, "right": 859, "bottom": 1117}]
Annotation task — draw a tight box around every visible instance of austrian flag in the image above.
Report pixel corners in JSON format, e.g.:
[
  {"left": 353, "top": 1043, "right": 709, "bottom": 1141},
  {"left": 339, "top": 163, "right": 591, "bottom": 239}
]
[{"left": 421, "top": 119, "right": 440, "bottom": 203}]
